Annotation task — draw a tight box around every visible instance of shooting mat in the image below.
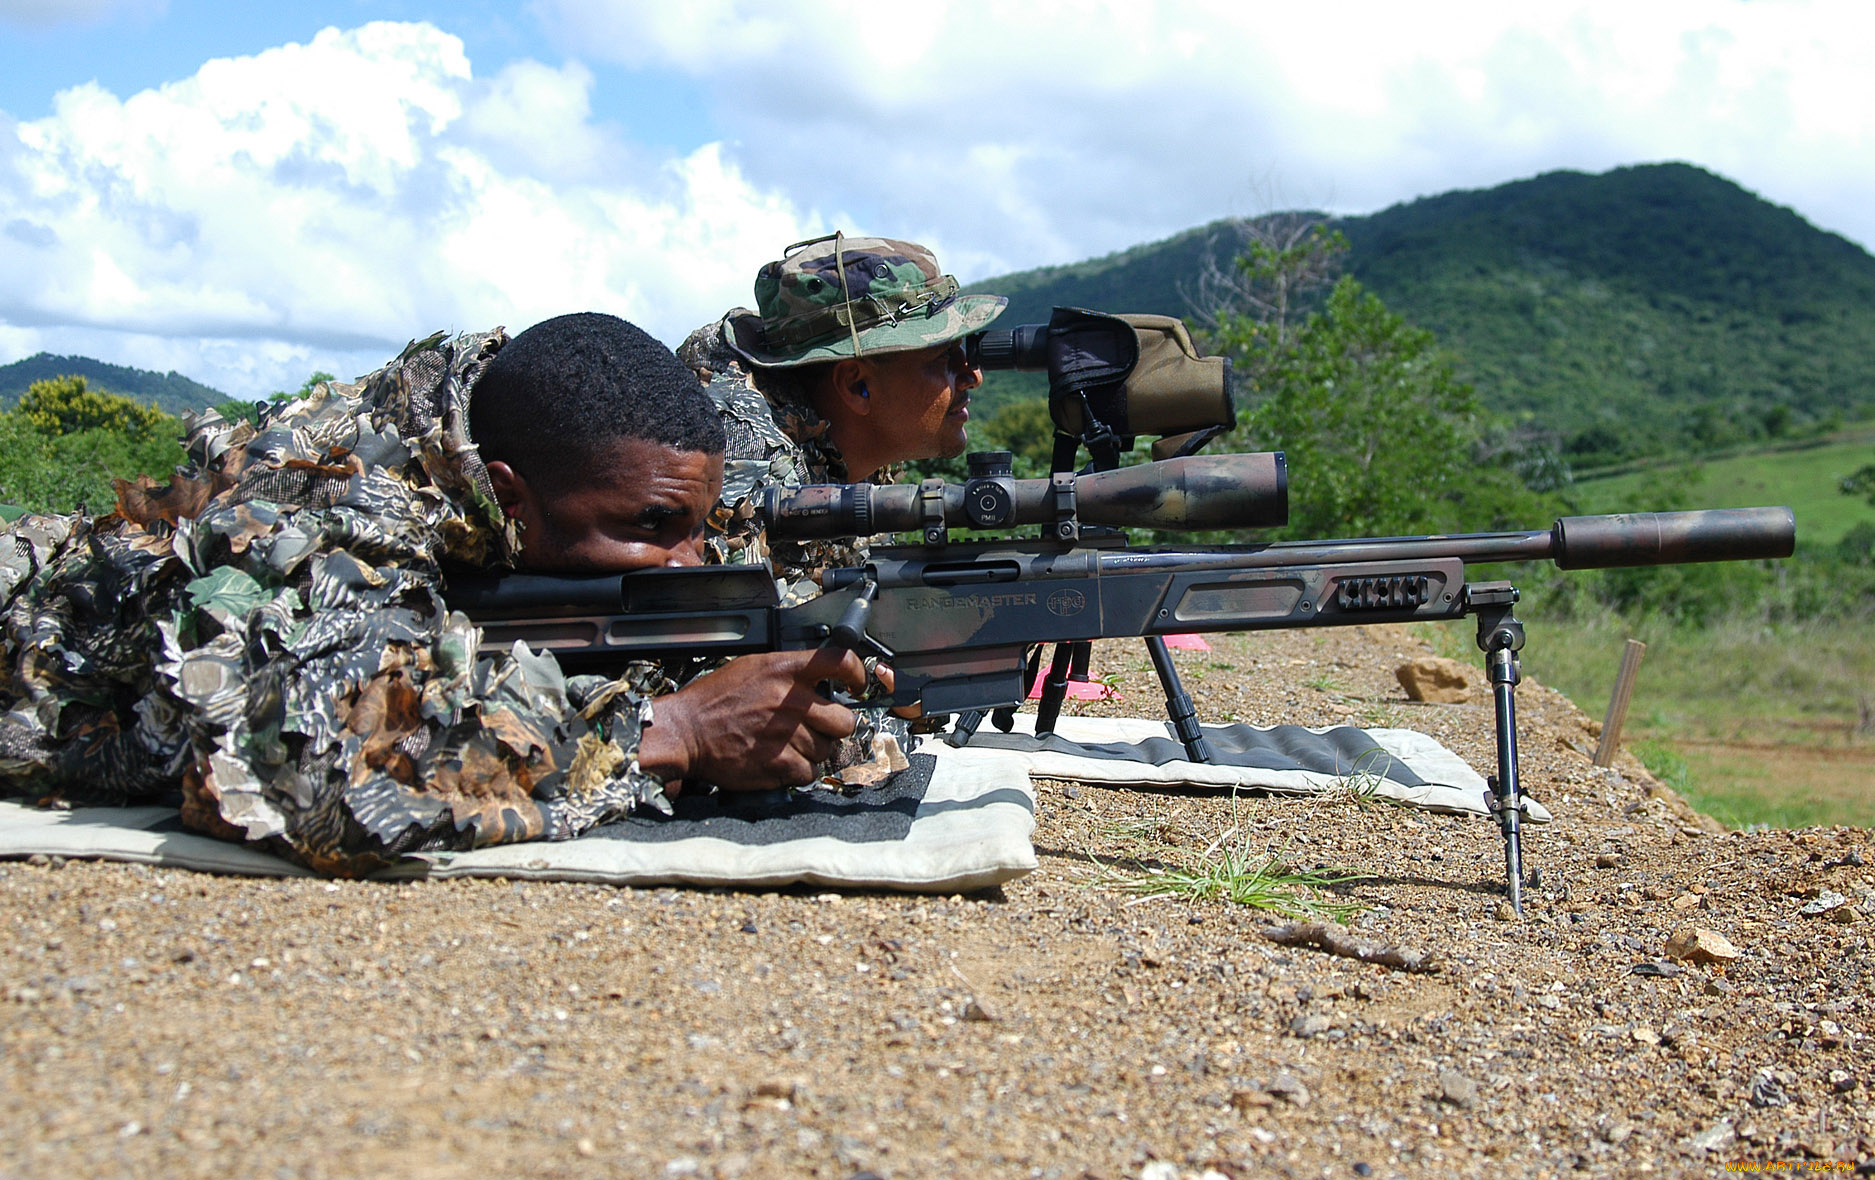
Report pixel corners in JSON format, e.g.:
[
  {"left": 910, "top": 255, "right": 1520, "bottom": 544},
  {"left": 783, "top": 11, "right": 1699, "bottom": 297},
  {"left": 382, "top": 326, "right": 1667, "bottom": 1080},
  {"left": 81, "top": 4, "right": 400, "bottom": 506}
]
[
  {"left": 0, "top": 750, "right": 1038, "bottom": 892},
  {"left": 949, "top": 714, "right": 1553, "bottom": 823},
  {"left": 0, "top": 719, "right": 1540, "bottom": 889}
]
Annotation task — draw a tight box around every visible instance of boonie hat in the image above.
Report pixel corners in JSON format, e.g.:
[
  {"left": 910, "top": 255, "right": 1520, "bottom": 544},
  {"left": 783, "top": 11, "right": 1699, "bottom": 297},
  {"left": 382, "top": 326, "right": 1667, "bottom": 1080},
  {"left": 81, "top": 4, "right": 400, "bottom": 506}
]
[{"left": 728, "top": 232, "right": 1006, "bottom": 368}]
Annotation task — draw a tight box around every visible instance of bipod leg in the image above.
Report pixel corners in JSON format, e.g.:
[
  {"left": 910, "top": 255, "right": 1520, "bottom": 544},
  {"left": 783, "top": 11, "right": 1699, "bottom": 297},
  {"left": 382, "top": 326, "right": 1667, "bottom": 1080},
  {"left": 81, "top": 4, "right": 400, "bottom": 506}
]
[
  {"left": 952, "top": 647, "right": 1046, "bottom": 747},
  {"left": 944, "top": 711, "right": 984, "bottom": 748},
  {"left": 1146, "top": 635, "right": 1213, "bottom": 764},
  {"left": 1469, "top": 582, "right": 1527, "bottom": 917},
  {"left": 1034, "top": 643, "right": 1079, "bottom": 737}
]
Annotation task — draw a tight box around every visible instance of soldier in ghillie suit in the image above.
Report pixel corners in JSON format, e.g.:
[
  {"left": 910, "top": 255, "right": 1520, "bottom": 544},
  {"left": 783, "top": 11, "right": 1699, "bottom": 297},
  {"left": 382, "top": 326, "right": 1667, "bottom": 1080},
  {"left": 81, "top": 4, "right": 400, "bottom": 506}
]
[
  {"left": 678, "top": 232, "right": 1008, "bottom": 603},
  {"left": 0, "top": 313, "right": 876, "bottom": 876}
]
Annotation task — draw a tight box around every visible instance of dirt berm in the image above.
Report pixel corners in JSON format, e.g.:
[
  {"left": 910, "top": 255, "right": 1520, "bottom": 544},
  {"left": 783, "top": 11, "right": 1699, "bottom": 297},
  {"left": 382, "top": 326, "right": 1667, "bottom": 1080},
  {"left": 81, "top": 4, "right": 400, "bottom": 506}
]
[{"left": 3, "top": 623, "right": 1870, "bottom": 1179}]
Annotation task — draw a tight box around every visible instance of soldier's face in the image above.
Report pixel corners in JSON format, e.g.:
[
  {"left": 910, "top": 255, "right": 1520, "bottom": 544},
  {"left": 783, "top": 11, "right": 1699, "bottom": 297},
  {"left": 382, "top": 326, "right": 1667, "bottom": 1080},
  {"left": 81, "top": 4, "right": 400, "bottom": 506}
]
[
  {"left": 503, "top": 438, "right": 723, "bottom": 573},
  {"left": 863, "top": 341, "right": 982, "bottom": 462}
]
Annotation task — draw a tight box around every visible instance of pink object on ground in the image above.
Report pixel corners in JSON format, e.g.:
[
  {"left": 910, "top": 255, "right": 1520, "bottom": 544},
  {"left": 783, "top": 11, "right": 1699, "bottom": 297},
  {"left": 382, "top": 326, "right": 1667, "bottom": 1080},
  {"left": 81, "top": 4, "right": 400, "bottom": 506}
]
[
  {"left": 1027, "top": 679, "right": 1118, "bottom": 701},
  {"left": 1162, "top": 633, "right": 1212, "bottom": 651}
]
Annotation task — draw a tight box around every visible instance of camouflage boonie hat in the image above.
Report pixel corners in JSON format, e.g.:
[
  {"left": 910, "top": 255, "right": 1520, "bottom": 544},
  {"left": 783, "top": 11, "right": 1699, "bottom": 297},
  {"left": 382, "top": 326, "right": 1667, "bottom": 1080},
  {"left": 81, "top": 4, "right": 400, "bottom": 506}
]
[{"left": 728, "top": 232, "right": 1006, "bottom": 368}]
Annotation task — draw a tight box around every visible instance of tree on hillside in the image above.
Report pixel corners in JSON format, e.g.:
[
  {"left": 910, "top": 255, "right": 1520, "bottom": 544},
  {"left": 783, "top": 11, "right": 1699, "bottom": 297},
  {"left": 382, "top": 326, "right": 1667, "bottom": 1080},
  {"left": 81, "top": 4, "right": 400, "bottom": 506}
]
[
  {"left": 1185, "top": 213, "right": 1348, "bottom": 362},
  {"left": 0, "top": 376, "right": 186, "bottom": 514},
  {"left": 1230, "top": 276, "right": 1543, "bottom": 539},
  {"left": 18, "top": 374, "right": 172, "bottom": 439},
  {"left": 1844, "top": 464, "right": 1875, "bottom": 508}
]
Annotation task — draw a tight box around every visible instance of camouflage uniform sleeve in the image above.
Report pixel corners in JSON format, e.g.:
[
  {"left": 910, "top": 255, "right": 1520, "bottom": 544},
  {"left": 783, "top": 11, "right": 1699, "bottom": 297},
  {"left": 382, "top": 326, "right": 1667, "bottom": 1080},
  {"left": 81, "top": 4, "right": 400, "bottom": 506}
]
[{"left": 0, "top": 330, "right": 680, "bottom": 877}]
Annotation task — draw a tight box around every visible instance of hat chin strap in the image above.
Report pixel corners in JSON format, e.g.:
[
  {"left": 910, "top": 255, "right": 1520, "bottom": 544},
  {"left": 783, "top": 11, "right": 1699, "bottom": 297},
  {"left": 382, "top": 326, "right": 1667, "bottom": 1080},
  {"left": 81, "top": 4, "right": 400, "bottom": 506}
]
[{"left": 834, "top": 230, "right": 865, "bottom": 358}]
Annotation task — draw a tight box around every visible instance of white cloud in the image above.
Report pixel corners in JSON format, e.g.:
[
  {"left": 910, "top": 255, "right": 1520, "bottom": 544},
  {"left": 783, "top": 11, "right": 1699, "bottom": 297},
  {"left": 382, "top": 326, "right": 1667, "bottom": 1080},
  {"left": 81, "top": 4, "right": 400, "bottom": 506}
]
[
  {"left": 0, "top": 20, "right": 826, "bottom": 394},
  {"left": 537, "top": 0, "right": 1875, "bottom": 276},
  {"left": 6, "top": 3, "right": 1873, "bottom": 395}
]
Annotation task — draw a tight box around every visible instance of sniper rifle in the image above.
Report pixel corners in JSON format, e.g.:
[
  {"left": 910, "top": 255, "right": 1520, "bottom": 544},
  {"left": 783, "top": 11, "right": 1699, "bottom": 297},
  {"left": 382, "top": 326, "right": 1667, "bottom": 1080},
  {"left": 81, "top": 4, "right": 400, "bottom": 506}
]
[{"left": 444, "top": 451, "right": 1795, "bottom": 915}]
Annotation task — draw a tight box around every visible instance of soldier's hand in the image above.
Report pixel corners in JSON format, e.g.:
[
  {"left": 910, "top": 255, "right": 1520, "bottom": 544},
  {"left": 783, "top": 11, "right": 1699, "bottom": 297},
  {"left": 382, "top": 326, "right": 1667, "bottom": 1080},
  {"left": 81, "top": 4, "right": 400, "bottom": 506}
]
[{"left": 638, "top": 645, "right": 869, "bottom": 790}]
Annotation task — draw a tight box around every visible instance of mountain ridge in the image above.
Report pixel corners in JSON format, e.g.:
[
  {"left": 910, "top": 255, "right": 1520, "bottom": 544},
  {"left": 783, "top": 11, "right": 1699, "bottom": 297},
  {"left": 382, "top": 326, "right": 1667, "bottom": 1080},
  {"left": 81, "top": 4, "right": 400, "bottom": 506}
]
[
  {"left": 965, "top": 162, "right": 1875, "bottom": 461},
  {"left": 0, "top": 352, "right": 227, "bottom": 416}
]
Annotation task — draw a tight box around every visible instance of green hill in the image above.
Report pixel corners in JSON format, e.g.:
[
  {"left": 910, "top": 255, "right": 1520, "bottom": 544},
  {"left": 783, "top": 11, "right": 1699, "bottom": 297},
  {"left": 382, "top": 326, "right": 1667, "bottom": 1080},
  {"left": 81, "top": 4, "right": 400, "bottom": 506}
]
[
  {"left": 0, "top": 353, "right": 227, "bottom": 415},
  {"left": 965, "top": 163, "right": 1875, "bottom": 464}
]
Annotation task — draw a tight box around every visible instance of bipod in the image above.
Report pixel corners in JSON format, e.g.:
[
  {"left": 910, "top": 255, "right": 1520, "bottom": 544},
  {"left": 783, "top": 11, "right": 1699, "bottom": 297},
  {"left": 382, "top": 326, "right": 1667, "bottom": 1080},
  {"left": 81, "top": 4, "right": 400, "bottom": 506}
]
[
  {"left": 1025, "top": 416, "right": 1213, "bottom": 762},
  {"left": 944, "top": 418, "right": 1216, "bottom": 763},
  {"left": 1468, "top": 581, "right": 1529, "bottom": 917}
]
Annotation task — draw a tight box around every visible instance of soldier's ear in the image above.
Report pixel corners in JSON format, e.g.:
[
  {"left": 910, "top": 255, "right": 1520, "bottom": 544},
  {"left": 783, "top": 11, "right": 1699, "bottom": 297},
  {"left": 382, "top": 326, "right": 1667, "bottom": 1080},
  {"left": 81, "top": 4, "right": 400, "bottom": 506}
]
[
  {"left": 828, "top": 358, "right": 874, "bottom": 417},
  {"left": 485, "top": 460, "right": 531, "bottom": 520}
]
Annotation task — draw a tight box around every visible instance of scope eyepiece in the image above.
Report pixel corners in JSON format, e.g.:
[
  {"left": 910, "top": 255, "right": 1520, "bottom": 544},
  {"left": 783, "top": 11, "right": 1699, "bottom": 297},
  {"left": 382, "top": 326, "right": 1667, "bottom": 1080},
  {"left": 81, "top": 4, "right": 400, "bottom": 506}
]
[
  {"left": 963, "top": 324, "right": 1049, "bottom": 372},
  {"left": 963, "top": 306, "right": 1235, "bottom": 445}
]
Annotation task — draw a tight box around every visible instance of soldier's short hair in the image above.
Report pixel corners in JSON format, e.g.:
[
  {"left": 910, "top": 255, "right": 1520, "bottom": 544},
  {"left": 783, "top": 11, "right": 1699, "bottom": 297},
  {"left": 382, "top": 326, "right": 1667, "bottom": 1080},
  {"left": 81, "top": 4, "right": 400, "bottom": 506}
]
[{"left": 470, "top": 312, "right": 725, "bottom": 496}]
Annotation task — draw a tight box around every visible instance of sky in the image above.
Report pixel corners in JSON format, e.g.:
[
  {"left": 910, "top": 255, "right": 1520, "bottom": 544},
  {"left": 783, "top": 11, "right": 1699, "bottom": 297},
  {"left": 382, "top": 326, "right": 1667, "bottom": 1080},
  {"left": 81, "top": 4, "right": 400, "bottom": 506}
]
[{"left": 1, "top": 0, "right": 1871, "bottom": 398}]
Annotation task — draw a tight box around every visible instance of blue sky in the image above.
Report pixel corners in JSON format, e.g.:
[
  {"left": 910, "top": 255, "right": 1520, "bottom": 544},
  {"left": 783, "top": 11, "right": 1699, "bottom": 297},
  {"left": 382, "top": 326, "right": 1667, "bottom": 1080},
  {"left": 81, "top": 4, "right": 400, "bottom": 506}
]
[{"left": 3, "top": 0, "right": 1872, "bottom": 397}]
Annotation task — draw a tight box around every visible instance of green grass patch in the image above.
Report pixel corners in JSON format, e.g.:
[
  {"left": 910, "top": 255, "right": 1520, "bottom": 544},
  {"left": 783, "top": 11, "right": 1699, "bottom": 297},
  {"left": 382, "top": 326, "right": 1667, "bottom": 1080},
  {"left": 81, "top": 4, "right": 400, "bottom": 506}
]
[
  {"left": 1521, "top": 613, "right": 1873, "bottom": 828},
  {"left": 1521, "top": 613, "right": 1873, "bottom": 743},
  {"left": 1103, "top": 831, "right": 1367, "bottom": 920},
  {"left": 1568, "top": 421, "right": 1875, "bottom": 548}
]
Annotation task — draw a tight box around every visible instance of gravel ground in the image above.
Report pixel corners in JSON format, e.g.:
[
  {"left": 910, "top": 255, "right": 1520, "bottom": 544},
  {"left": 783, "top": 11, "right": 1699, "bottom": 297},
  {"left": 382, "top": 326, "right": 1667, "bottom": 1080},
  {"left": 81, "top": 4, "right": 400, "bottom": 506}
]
[{"left": 3, "top": 623, "right": 1870, "bottom": 1180}]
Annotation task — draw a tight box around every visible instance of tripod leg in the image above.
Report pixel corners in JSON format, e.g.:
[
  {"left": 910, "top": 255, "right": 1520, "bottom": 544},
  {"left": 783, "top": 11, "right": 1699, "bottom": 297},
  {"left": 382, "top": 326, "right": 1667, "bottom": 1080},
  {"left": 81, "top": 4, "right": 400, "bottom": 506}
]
[{"left": 1146, "top": 635, "right": 1212, "bottom": 764}]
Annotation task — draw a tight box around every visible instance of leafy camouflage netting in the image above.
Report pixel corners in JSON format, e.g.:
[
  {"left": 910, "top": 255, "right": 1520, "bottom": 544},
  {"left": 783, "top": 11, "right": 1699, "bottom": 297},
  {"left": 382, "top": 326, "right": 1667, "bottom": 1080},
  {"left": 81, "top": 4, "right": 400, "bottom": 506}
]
[{"left": 0, "top": 330, "right": 675, "bottom": 876}]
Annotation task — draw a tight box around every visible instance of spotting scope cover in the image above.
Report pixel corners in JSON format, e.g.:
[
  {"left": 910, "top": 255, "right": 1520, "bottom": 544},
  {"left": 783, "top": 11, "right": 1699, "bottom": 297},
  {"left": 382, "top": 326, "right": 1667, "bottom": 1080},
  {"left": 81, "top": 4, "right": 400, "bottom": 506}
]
[{"left": 965, "top": 307, "right": 1235, "bottom": 440}]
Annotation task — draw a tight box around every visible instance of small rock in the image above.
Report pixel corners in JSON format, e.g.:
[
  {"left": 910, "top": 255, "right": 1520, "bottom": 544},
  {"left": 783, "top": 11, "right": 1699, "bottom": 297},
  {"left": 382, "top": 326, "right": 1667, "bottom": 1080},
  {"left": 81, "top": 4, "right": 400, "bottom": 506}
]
[
  {"left": 1494, "top": 901, "right": 1518, "bottom": 922},
  {"left": 1685, "top": 1120, "right": 1736, "bottom": 1153},
  {"left": 1828, "top": 1070, "right": 1856, "bottom": 1094},
  {"left": 1395, "top": 657, "right": 1473, "bottom": 704},
  {"left": 1290, "top": 1014, "right": 1331, "bottom": 1038},
  {"left": 1671, "top": 893, "right": 1702, "bottom": 910},
  {"left": 1264, "top": 1072, "right": 1310, "bottom": 1107},
  {"left": 1630, "top": 960, "right": 1683, "bottom": 978},
  {"left": 962, "top": 997, "right": 998, "bottom": 1023},
  {"left": 1749, "top": 1074, "right": 1790, "bottom": 1108},
  {"left": 1437, "top": 1070, "right": 1478, "bottom": 1109},
  {"left": 1801, "top": 891, "right": 1849, "bottom": 917},
  {"left": 753, "top": 1077, "right": 805, "bottom": 1102},
  {"left": 1631, "top": 1026, "right": 1661, "bottom": 1046},
  {"left": 1704, "top": 977, "right": 1734, "bottom": 996},
  {"left": 1664, "top": 925, "right": 1740, "bottom": 964},
  {"left": 1826, "top": 905, "right": 1860, "bottom": 926},
  {"left": 1601, "top": 1122, "right": 1634, "bottom": 1145},
  {"left": 1229, "top": 1088, "right": 1274, "bottom": 1111},
  {"left": 1594, "top": 852, "right": 1623, "bottom": 869}
]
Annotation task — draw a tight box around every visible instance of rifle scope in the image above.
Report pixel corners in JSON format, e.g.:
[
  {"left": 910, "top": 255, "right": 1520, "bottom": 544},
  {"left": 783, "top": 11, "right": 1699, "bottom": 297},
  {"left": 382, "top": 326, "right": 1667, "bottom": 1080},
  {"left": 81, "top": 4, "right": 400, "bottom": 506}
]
[
  {"left": 964, "top": 307, "right": 1234, "bottom": 442},
  {"left": 761, "top": 451, "right": 1287, "bottom": 542}
]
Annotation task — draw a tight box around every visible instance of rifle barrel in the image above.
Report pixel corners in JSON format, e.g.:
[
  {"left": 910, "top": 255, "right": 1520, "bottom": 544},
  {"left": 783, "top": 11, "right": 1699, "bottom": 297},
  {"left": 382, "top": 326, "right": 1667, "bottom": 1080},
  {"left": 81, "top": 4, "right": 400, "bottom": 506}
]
[{"left": 1173, "top": 507, "right": 1795, "bottom": 572}]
